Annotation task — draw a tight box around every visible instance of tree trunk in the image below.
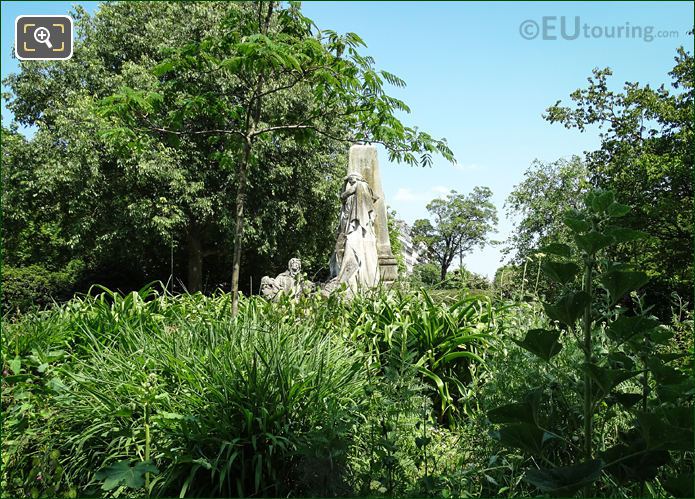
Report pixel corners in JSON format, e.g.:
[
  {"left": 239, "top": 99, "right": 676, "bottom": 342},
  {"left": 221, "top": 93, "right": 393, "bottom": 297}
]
[
  {"left": 440, "top": 264, "right": 448, "bottom": 282},
  {"left": 187, "top": 229, "right": 203, "bottom": 293},
  {"left": 230, "top": 140, "right": 251, "bottom": 316}
]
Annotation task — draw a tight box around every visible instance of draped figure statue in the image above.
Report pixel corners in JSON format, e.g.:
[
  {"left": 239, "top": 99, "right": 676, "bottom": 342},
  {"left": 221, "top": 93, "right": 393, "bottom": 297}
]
[{"left": 329, "top": 173, "right": 380, "bottom": 292}]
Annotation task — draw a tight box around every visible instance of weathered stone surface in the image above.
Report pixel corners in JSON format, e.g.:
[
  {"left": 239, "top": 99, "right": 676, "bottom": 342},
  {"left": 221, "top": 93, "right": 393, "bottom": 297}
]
[
  {"left": 260, "top": 258, "right": 309, "bottom": 301},
  {"left": 346, "top": 145, "right": 398, "bottom": 283},
  {"left": 331, "top": 173, "right": 380, "bottom": 294}
]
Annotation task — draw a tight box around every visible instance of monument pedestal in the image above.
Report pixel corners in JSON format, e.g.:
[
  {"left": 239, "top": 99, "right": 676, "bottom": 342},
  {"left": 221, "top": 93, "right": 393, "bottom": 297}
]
[{"left": 378, "top": 255, "right": 399, "bottom": 283}]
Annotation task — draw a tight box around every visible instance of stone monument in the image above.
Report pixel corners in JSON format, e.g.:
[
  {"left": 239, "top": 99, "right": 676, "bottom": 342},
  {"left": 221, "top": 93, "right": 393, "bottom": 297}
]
[
  {"left": 260, "top": 258, "right": 312, "bottom": 301},
  {"left": 345, "top": 144, "right": 399, "bottom": 283},
  {"left": 327, "top": 145, "right": 398, "bottom": 294},
  {"left": 261, "top": 145, "right": 397, "bottom": 301}
]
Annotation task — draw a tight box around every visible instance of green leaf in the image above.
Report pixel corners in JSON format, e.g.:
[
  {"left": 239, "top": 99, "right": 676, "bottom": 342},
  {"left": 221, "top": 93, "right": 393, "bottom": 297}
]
[
  {"left": 543, "top": 292, "right": 590, "bottom": 328},
  {"left": 611, "top": 392, "right": 642, "bottom": 409},
  {"left": 589, "top": 190, "right": 615, "bottom": 212},
  {"left": 541, "top": 261, "right": 580, "bottom": 285},
  {"left": 152, "top": 61, "right": 175, "bottom": 76},
  {"left": 606, "top": 202, "right": 630, "bottom": 218},
  {"left": 605, "top": 316, "right": 658, "bottom": 343},
  {"left": 648, "top": 326, "right": 674, "bottom": 344},
  {"left": 662, "top": 473, "right": 695, "bottom": 498},
  {"left": 488, "top": 402, "right": 536, "bottom": 425},
  {"left": 602, "top": 442, "right": 669, "bottom": 483},
  {"left": 495, "top": 423, "right": 557, "bottom": 455},
  {"left": 600, "top": 271, "right": 650, "bottom": 305},
  {"left": 539, "top": 243, "right": 572, "bottom": 258},
  {"left": 512, "top": 329, "right": 563, "bottom": 362},
  {"left": 637, "top": 411, "right": 694, "bottom": 451},
  {"left": 605, "top": 226, "right": 649, "bottom": 243},
  {"left": 646, "top": 358, "right": 688, "bottom": 385},
  {"left": 94, "top": 460, "right": 159, "bottom": 490},
  {"left": 563, "top": 212, "right": 590, "bottom": 233},
  {"left": 587, "top": 363, "right": 639, "bottom": 398},
  {"left": 220, "top": 57, "right": 243, "bottom": 72},
  {"left": 607, "top": 351, "right": 636, "bottom": 370},
  {"left": 574, "top": 230, "right": 614, "bottom": 254},
  {"left": 9, "top": 357, "right": 21, "bottom": 375},
  {"left": 525, "top": 459, "right": 603, "bottom": 496}
]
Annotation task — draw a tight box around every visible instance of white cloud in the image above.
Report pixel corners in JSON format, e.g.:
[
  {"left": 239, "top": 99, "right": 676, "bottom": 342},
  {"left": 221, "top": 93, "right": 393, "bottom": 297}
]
[
  {"left": 453, "top": 163, "right": 482, "bottom": 172},
  {"left": 393, "top": 185, "right": 452, "bottom": 203},
  {"left": 393, "top": 187, "right": 421, "bottom": 202}
]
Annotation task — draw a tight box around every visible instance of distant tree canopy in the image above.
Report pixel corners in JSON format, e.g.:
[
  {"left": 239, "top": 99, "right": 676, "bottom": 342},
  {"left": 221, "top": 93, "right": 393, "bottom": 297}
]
[
  {"left": 503, "top": 43, "right": 693, "bottom": 311},
  {"left": 2, "top": 1, "right": 453, "bottom": 307},
  {"left": 412, "top": 187, "right": 497, "bottom": 281}
]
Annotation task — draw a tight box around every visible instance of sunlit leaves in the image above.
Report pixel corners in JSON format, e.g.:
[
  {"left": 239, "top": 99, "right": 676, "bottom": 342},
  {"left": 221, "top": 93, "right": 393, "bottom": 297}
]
[
  {"left": 541, "top": 261, "right": 579, "bottom": 285},
  {"left": 574, "top": 231, "right": 614, "bottom": 254},
  {"left": 540, "top": 243, "right": 572, "bottom": 258}
]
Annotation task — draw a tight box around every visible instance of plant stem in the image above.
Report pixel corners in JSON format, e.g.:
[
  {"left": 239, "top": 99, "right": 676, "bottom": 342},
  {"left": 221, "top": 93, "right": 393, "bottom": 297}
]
[
  {"left": 145, "top": 403, "right": 151, "bottom": 495},
  {"left": 582, "top": 255, "right": 594, "bottom": 496}
]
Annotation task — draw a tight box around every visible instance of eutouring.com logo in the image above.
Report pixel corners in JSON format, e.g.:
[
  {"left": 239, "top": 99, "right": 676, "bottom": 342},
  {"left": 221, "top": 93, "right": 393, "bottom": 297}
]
[{"left": 519, "top": 16, "right": 681, "bottom": 42}]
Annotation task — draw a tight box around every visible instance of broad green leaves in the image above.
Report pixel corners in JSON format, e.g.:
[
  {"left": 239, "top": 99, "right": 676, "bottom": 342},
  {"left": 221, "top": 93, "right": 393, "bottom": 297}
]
[
  {"left": 512, "top": 329, "right": 563, "bottom": 361},
  {"left": 541, "top": 261, "right": 579, "bottom": 285},
  {"left": 495, "top": 423, "right": 558, "bottom": 455},
  {"left": 574, "top": 231, "right": 614, "bottom": 254},
  {"left": 600, "top": 271, "right": 650, "bottom": 305},
  {"left": 94, "top": 460, "right": 159, "bottom": 491},
  {"left": 525, "top": 459, "right": 603, "bottom": 496},
  {"left": 605, "top": 316, "right": 658, "bottom": 343},
  {"left": 587, "top": 363, "right": 639, "bottom": 399},
  {"left": 543, "top": 291, "right": 590, "bottom": 328},
  {"left": 540, "top": 243, "right": 572, "bottom": 258}
]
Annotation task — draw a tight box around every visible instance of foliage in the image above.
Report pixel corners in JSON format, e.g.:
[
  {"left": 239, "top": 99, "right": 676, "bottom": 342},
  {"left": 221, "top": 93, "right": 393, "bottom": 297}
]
[
  {"left": 505, "top": 156, "right": 589, "bottom": 263},
  {"left": 1, "top": 284, "right": 497, "bottom": 498},
  {"left": 343, "top": 289, "right": 495, "bottom": 422},
  {"left": 544, "top": 46, "right": 693, "bottom": 315},
  {"left": 410, "top": 263, "right": 442, "bottom": 288},
  {"left": 488, "top": 189, "right": 693, "bottom": 497},
  {"left": 97, "top": 0, "right": 455, "bottom": 312},
  {"left": 412, "top": 187, "right": 497, "bottom": 281},
  {"left": 3, "top": 2, "right": 360, "bottom": 296},
  {"left": 1, "top": 261, "right": 84, "bottom": 316},
  {"left": 387, "top": 209, "right": 407, "bottom": 274}
]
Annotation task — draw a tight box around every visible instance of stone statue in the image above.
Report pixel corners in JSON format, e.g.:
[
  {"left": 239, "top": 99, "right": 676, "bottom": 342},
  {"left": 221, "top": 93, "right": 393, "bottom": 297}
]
[
  {"left": 330, "top": 173, "right": 380, "bottom": 293},
  {"left": 260, "top": 275, "right": 280, "bottom": 300},
  {"left": 261, "top": 258, "right": 315, "bottom": 301}
]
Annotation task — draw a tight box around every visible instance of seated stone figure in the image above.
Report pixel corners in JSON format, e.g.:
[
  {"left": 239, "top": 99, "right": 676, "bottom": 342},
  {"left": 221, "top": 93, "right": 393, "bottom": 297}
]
[{"left": 260, "top": 258, "right": 311, "bottom": 301}]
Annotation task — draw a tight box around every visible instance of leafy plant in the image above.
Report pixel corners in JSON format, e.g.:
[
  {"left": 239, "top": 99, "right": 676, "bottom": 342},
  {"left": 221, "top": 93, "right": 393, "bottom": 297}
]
[{"left": 489, "top": 189, "right": 693, "bottom": 496}]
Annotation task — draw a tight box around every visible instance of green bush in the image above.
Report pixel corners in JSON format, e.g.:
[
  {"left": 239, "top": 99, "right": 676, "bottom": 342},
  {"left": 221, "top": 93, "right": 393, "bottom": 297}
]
[{"left": 2, "top": 261, "right": 83, "bottom": 316}]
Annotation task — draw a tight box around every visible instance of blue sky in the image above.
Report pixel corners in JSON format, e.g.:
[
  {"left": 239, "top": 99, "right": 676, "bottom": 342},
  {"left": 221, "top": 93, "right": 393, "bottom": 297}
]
[{"left": 2, "top": 1, "right": 692, "bottom": 277}]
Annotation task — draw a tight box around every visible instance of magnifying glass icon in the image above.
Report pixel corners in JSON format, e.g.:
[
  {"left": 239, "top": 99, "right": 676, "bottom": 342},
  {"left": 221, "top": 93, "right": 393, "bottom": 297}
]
[{"left": 34, "top": 27, "right": 53, "bottom": 49}]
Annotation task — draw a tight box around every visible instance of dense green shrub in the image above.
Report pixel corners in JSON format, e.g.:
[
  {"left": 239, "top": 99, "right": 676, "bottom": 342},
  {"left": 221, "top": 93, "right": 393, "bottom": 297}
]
[{"left": 1, "top": 260, "right": 83, "bottom": 316}]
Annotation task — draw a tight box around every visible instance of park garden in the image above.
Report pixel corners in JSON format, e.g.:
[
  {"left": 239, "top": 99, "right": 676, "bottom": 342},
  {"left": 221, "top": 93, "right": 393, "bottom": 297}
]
[{"left": 2, "top": 2, "right": 692, "bottom": 498}]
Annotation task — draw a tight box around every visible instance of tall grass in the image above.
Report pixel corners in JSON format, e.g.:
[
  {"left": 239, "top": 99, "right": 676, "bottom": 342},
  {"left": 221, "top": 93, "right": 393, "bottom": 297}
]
[{"left": 2, "top": 284, "right": 498, "bottom": 498}]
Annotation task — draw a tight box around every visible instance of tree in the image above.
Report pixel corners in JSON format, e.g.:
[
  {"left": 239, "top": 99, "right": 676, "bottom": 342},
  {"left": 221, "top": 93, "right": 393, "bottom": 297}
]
[
  {"left": 505, "top": 156, "right": 589, "bottom": 261},
  {"left": 2, "top": 2, "right": 364, "bottom": 296},
  {"left": 412, "top": 187, "right": 497, "bottom": 281},
  {"left": 503, "top": 157, "right": 589, "bottom": 300},
  {"left": 100, "top": 1, "right": 455, "bottom": 314},
  {"left": 544, "top": 44, "right": 693, "bottom": 310}
]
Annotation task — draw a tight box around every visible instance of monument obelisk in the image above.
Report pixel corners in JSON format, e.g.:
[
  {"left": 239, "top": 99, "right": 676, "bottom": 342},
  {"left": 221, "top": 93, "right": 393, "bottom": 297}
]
[{"left": 347, "top": 144, "right": 399, "bottom": 283}]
